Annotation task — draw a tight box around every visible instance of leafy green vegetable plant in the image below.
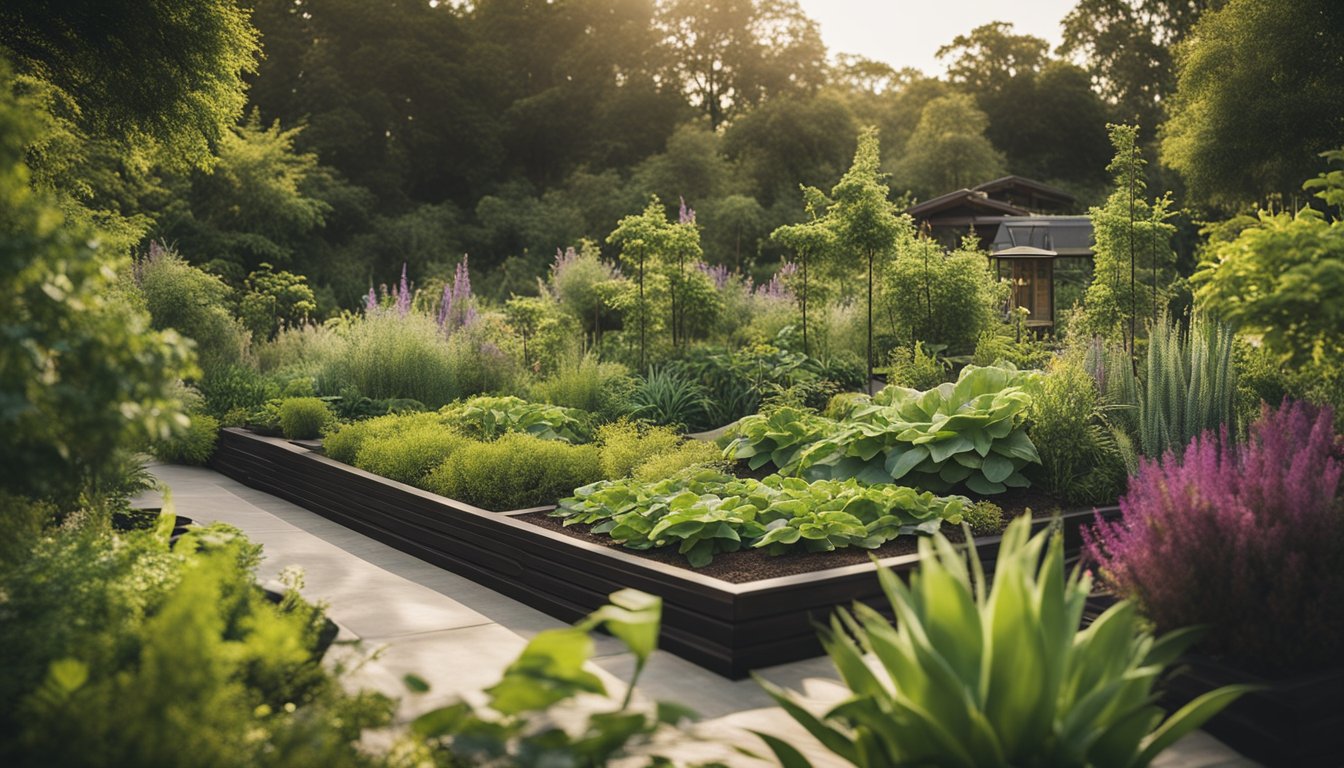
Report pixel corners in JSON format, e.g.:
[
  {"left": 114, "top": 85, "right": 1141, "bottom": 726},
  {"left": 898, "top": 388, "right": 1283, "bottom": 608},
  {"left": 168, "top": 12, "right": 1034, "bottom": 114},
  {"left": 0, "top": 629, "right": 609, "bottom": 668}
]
[
  {"left": 726, "top": 365, "right": 1043, "bottom": 495},
  {"left": 555, "top": 469, "right": 967, "bottom": 567},
  {"left": 757, "top": 515, "right": 1249, "bottom": 768},
  {"left": 439, "top": 395, "right": 593, "bottom": 444}
]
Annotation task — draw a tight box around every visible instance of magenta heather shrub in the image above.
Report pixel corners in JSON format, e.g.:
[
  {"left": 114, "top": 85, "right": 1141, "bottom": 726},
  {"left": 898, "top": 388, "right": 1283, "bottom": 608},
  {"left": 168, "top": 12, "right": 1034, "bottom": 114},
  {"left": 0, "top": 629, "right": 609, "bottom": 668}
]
[{"left": 1084, "top": 400, "right": 1344, "bottom": 673}]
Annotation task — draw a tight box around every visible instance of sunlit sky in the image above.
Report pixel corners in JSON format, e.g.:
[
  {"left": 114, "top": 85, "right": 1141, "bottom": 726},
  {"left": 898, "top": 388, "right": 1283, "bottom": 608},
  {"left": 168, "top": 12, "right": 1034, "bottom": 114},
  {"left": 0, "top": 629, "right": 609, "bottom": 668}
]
[{"left": 795, "top": 0, "right": 1079, "bottom": 75}]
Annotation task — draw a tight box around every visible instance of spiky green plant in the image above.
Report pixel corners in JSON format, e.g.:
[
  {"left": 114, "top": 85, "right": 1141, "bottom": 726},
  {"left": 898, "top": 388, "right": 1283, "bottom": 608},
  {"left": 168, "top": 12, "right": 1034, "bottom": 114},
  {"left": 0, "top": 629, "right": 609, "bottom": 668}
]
[
  {"left": 1084, "top": 313, "right": 1236, "bottom": 459},
  {"left": 1141, "top": 312, "right": 1236, "bottom": 457},
  {"left": 755, "top": 515, "right": 1250, "bottom": 768}
]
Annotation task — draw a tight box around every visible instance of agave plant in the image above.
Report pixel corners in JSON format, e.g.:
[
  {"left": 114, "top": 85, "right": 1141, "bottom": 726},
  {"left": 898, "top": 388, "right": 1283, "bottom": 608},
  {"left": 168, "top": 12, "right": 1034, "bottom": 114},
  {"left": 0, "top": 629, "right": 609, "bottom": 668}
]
[{"left": 756, "top": 515, "right": 1249, "bottom": 768}]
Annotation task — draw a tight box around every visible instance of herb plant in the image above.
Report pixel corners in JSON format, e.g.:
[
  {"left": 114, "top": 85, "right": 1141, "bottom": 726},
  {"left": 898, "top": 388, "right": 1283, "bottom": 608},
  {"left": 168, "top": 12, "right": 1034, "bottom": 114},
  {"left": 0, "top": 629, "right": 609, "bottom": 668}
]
[{"left": 758, "top": 515, "right": 1248, "bottom": 768}]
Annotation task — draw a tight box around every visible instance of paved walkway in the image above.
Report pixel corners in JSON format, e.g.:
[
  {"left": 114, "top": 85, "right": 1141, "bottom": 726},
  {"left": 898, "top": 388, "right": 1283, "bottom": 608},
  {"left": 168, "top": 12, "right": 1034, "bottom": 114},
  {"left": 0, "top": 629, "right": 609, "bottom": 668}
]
[{"left": 144, "top": 462, "right": 1257, "bottom": 767}]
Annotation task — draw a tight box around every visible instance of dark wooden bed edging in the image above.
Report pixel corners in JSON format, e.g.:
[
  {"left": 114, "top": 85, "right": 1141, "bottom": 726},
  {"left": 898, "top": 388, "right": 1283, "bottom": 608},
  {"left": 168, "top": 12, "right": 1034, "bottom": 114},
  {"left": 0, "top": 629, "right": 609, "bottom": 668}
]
[{"left": 210, "top": 428, "right": 1117, "bottom": 678}]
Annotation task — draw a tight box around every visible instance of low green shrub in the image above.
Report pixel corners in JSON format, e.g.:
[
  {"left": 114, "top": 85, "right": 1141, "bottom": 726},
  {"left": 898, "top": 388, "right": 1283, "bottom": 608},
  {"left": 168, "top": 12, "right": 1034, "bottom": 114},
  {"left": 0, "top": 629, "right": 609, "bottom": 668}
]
[
  {"left": 759, "top": 516, "right": 1247, "bottom": 768},
  {"left": 440, "top": 395, "right": 592, "bottom": 443},
  {"left": 822, "top": 391, "right": 871, "bottom": 420},
  {"left": 556, "top": 470, "right": 969, "bottom": 567},
  {"left": 596, "top": 419, "right": 682, "bottom": 480},
  {"left": 1029, "top": 356, "right": 1128, "bottom": 505},
  {"left": 198, "top": 364, "right": 279, "bottom": 418},
  {"left": 321, "top": 412, "right": 444, "bottom": 464},
  {"left": 626, "top": 366, "right": 711, "bottom": 430},
  {"left": 151, "top": 412, "right": 220, "bottom": 466},
  {"left": 884, "top": 342, "right": 948, "bottom": 390},
  {"left": 530, "top": 353, "right": 635, "bottom": 423},
  {"left": 317, "top": 312, "right": 462, "bottom": 408},
  {"left": 277, "top": 397, "right": 333, "bottom": 440},
  {"left": 961, "top": 500, "right": 1006, "bottom": 536},
  {"left": 632, "top": 439, "right": 724, "bottom": 482},
  {"left": 353, "top": 426, "right": 467, "bottom": 486},
  {"left": 426, "top": 433, "right": 602, "bottom": 511}
]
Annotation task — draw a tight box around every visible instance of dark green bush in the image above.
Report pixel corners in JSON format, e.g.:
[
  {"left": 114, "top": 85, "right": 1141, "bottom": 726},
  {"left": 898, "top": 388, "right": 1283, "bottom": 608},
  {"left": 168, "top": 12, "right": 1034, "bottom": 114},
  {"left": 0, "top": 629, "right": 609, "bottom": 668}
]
[
  {"left": 151, "top": 412, "right": 219, "bottom": 465},
  {"left": 1028, "top": 356, "right": 1127, "bottom": 505},
  {"left": 277, "top": 397, "right": 333, "bottom": 440},
  {"left": 426, "top": 433, "right": 601, "bottom": 511},
  {"left": 353, "top": 425, "right": 467, "bottom": 486},
  {"left": 134, "top": 244, "right": 250, "bottom": 373},
  {"left": 626, "top": 366, "right": 710, "bottom": 430},
  {"left": 0, "top": 519, "right": 392, "bottom": 768},
  {"left": 198, "top": 363, "right": 279, "bottom": 418}
]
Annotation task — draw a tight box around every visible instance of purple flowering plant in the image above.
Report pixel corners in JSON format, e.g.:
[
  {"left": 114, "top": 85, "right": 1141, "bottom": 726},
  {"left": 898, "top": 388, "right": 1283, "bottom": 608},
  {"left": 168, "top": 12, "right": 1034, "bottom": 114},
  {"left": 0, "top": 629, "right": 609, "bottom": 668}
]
[
  {"left": 437, "top": 255, "right": 477, "bottom": 334},
  {"left": 1084, "top": 400, "right": 1344, "bottom": 674}
]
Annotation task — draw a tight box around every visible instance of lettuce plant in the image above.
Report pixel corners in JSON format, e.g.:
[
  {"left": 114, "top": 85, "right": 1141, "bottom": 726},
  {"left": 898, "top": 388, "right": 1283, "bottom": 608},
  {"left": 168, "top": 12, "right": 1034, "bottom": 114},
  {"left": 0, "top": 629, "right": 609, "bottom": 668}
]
[
  {"left": 758, "top": 516, "right": 1248, "bottom": 768},
  {"left": 725, "top": 365, "right": 1042, "bottom": 495},
  {"left": 555, "top": 469, "right": 967, "bottom": 567},
  {"left": 439, "top": 395, "right": 593, "bottom": 444},
  {"left": 1084, "top": 400, "right": 1344, "bottom": 673}
]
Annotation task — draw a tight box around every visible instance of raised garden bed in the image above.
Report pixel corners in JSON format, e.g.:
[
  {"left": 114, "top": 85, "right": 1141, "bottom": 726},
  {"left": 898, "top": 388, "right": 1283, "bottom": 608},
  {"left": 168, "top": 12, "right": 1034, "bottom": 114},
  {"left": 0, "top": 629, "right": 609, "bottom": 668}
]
[
  {"left": 1162, "top": 657, "right": 1344, "bottom": 766},
  {"left": 210, "top": 427, "right": 1117, "bottom": 678}
]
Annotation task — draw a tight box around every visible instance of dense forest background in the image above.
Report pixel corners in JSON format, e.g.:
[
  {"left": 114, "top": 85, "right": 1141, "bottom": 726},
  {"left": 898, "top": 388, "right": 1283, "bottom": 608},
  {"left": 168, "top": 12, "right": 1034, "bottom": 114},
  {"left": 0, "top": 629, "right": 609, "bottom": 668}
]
[{"left": 7, "top": 0, "right": 1341, "bottom": 312}]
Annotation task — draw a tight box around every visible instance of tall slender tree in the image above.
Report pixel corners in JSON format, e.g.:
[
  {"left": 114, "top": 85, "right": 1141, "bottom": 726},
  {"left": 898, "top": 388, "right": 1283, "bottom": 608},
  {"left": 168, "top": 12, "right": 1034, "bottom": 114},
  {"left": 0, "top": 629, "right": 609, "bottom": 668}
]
[
  {"left": 771, "top": 184, "right": 834, "bottom": 356},
  {"left": 827, "top": 128, "right": 908, "bottom": 390}
]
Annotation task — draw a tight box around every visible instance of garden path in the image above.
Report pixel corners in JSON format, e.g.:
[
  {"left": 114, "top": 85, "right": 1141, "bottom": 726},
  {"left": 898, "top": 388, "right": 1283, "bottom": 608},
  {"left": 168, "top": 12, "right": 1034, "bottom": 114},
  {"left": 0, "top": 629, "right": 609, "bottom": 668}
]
[{"left": 143, "top": 462, "right": 1258, "bottom": 768}]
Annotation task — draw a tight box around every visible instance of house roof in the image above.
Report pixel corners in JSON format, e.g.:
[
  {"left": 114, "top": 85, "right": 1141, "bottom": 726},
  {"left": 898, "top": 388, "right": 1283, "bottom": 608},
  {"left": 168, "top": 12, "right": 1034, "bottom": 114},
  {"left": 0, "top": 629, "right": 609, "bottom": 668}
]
[
  {"left": 907, "top": 189, "right": 1030, "bottom": 222},
  {"left": 991, "top": 215, "right": 1094, "bottom": 257},
  {"left": 973, "top": 176, "right": 1077, "bottom": 211}
]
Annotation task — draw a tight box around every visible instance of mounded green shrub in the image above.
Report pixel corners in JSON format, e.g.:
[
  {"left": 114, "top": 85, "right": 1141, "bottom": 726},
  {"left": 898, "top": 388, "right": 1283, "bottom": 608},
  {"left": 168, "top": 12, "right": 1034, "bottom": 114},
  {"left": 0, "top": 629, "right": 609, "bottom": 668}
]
[
  {"left": 322, "top": 411, "right": 444, "bottom": 464},
  {"left": 632, "top": 439, "right": 724, "bottom": 482},
  {"left": 596, "top": 419, "right": 681, "bottom": 480},
  {"left": 353, "top": 425, "right": 467, "bottom": 486},
  {"left": 151, "top": 412, "right": 220, "bottom": 466},
  {"left": 277, "top": 397, "right": 333, "bottom": 440},
  {"left": 425, "top": 433, "right": 601, "bottom": 511}
]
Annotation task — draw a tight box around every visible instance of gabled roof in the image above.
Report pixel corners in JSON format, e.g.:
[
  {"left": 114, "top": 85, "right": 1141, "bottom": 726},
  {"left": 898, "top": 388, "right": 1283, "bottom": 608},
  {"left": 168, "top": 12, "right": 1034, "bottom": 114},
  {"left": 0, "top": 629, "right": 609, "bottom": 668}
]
[
  {"left": 973, "top": 176, "right": 1077, "bottom": 210},
  {"left": 907, "top": 189, "right": 1030, "bottom": 219},
  {"left": 991, "top": 215, "right": 1094, "bottom": 257}
]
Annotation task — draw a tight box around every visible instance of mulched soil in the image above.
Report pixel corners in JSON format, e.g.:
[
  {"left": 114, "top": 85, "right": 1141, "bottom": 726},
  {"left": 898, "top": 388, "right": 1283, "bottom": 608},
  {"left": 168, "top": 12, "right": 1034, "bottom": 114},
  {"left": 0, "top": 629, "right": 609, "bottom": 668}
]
[{"left": 518, "top": 483, "right": 1078, "bottom": 583}]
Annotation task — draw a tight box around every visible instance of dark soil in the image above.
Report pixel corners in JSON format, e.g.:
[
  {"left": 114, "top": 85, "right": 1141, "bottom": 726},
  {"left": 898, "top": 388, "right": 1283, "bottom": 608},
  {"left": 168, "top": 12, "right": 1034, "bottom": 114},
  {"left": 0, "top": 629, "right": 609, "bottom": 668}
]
[{"left": 521, "top": 510, "right": 955, "bottom": 583}]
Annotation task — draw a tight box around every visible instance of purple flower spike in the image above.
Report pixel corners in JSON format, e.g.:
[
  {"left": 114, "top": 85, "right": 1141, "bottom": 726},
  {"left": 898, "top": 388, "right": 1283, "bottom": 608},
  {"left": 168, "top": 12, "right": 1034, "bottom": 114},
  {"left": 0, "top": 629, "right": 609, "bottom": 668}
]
[{"left": 679, "top": 196, "right": 696, "bottom": 225}]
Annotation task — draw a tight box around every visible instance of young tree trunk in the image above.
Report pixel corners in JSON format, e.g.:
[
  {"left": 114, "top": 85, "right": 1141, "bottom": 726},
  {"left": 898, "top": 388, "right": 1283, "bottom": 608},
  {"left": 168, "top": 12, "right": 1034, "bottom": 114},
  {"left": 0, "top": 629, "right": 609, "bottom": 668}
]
[
  {"left": 801, "top": 252, "right": 808, "bottom": 357},
  {"left": 867, "top": 249, "right": 874, "bottom": 394}
]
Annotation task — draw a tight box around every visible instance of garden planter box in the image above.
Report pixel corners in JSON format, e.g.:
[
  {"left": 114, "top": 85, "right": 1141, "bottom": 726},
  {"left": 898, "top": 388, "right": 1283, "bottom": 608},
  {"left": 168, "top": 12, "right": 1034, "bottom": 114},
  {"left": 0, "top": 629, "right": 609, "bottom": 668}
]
[
  {"left": 210, "top": 428, "right": 1116, "bottom": 678},
  {"left": 1162, "top": 657, "right": 1344, "bottom": 766}
]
